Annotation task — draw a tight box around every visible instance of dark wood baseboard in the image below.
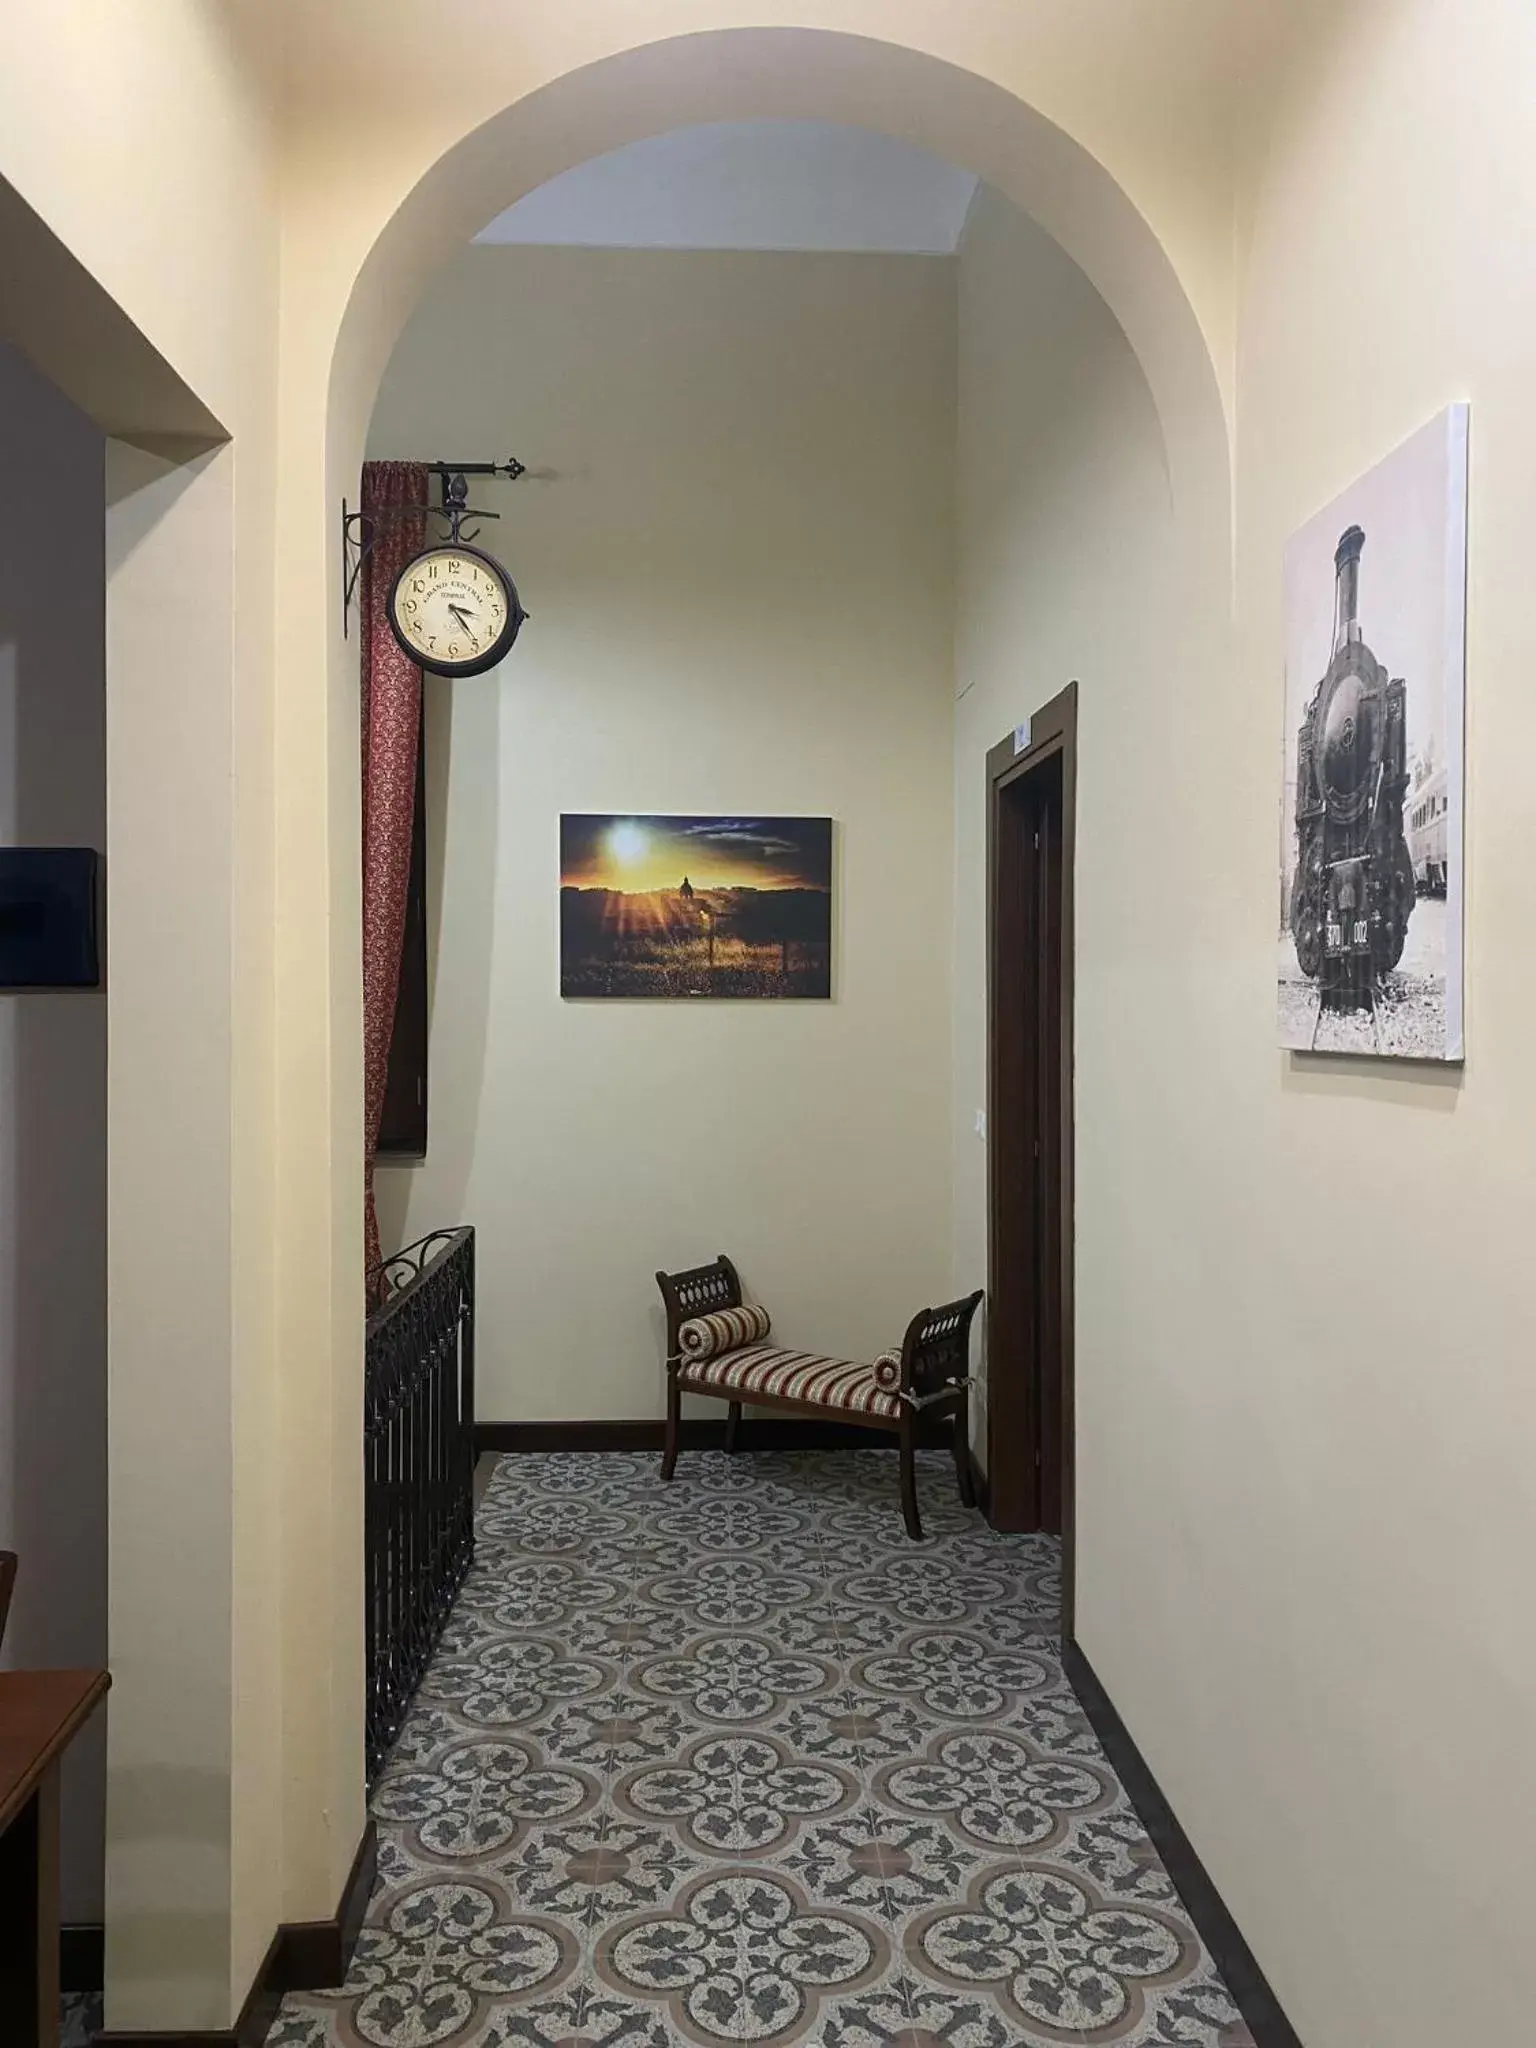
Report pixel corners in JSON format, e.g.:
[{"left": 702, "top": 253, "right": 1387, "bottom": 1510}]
[
  {"left": 270, "top": 1816, "right": 377, "bottom": 1995},
  {"left": 96, "top": 1819, "right": 376, "bottom": 2047},
  {"left": 1063, "top": 1642, "right": 1303, "bottom": 2048},
  {"left": 476, "top": 1416, "right": 953, "bottom": 1455},
  {"left": 61, "top": 1920, "right": 103, "bottom": 1993},
  {"left": 477, "top": 1418, "right": 677, "bottom": 1453}
]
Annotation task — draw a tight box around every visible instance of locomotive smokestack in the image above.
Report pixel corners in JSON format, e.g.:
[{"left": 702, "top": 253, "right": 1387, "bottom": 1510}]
[{"left": 1334, "top": 525, "right": 1365, "bottom": 650}]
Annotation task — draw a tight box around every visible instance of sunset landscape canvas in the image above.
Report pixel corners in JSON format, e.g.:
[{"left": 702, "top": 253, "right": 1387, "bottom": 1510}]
[{"left": 560, "top": 814, "right": 833, "bottom": 999}]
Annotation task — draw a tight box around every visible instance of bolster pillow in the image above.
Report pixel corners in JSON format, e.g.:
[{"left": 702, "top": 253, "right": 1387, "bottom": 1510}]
[
  {"left": 678, "top": 1302, "right": 772, "bottom": 1363},
  {"left": 871, "top": 1347, "right": 903, "bottom": 1391}
]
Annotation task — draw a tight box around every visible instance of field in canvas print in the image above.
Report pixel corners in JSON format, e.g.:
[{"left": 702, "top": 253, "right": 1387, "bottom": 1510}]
[{"left": 560, "top": 815, "right": 833, "bottom": 998}]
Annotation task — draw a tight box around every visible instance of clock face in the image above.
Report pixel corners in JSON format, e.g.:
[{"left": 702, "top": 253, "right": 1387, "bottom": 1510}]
[{"left": 387, "top": 545, "right": 522, "bottom": 676}]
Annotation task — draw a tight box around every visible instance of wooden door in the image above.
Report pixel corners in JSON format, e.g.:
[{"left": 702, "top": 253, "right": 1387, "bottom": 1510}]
[{"left": 986, "top": 685, "right": 1076, "bottom": 1621}]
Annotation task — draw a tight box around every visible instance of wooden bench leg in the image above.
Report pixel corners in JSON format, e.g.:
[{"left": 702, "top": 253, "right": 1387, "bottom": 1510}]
[
  {"left": 661, "top": 1371, "right": 681, "bottom": 1482},
  {"left": 952, "top": 1390, "right": 976, "bottom": 1509},
  {"left": 724, "top": 1401, "right": 742, "bottom": 1454},
  {"left": 898, "top": 1415, "right": 923, "bottom": 1540}
]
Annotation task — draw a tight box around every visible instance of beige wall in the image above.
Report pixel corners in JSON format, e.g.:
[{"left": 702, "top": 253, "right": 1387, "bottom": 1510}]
[
  {"left": 372, "top": 246, "right": 957, "bottom": 1410},
  {"left": 105, "top": 439, "right": 240, "bottom": 2024},
  {"left": 0, "top": 4, "right": 287, "bottom": 2028},
  {"left": 1211, "top": 4, "right": 1534, "bottom": 2039},
  {"left": 955, "top": 8, "right": 1536, "bottom": 2037},
  {"left": 952, "top": 189, "right": 1177, "bottom": 1464}
]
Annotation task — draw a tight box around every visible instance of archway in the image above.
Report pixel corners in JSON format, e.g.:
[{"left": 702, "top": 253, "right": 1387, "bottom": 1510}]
[
  {"left": 327, "top": 31, "right": 1230, "bottom": 508},
  {"left": 274, "top": 23, "right": 1236, "bottom": 1918}
]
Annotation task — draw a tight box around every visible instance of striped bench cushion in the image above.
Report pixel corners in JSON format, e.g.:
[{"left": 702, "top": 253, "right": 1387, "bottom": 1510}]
[{"left": 679, "top": 1343, "right": 902, "bottom": 1422}]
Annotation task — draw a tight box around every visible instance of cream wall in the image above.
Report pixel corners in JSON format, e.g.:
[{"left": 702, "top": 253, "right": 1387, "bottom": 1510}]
[
  {"left": 105, "top": 439, "right": 240, "bottom": 2024},
  {"left": 952, "top": 190, "right": 1177, "bottom": 1470},
  {"left": 372, "top": 245, "right": 957, "bottom": 1410},
  {"left": 1203, "top": 4, "right": 1535, "bottom": 2040},
  {"left": 0, "top": 3, "right": 289, "bottom": 2028},
  {"left": 954, "top": 13, "right": 1536, "bottom": 2041}
]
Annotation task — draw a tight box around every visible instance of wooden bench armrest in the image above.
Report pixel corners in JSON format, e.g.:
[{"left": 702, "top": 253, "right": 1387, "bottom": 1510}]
[
  {"left": 655, "top": 1253, "right": 744, "bottom": 1362},
  {"left": 900, "top": 1289, "right": 985, "bottom": 1402}
]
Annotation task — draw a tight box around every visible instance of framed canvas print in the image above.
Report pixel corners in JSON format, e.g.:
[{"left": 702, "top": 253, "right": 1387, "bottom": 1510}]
[
  {"left": 1278, "top": 404, "right": 1468, "bottom": 1060},
  {"left": 560, "top": 814, "right": 833, "bottom": 999}
]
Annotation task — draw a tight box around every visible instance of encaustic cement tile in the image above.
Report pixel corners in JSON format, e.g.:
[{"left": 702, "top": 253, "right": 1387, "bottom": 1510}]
[{"left": 270, "top": 1451, "right": 1252, "bottom": 2048}]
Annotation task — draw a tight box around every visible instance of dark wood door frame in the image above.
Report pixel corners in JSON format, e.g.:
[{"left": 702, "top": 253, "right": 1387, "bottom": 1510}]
[{"left": 985, "top": 680, "right": 1077, "bottom": 1636}]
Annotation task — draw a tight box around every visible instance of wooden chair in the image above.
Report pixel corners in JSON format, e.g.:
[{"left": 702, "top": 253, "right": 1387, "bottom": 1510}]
[{"left": 655, "top": 1254, "right": 983, "bottom": 1539}]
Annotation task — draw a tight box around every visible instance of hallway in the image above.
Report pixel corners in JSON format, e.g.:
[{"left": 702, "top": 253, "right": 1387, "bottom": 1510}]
[{"left": 270, "top": 1452, "right": 1251, "bottom": 2046}]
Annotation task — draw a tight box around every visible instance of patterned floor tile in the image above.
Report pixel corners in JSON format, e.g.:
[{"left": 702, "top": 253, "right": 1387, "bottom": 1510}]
[
  {"left": 61, "top": 1993, "right": 100, "bottom": 2048},
  {"left": 268, "top": 1450, "right": 1252, "bottom": 2047}
]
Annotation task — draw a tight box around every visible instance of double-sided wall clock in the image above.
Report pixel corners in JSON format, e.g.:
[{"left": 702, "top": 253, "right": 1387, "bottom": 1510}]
[
  {"left": 342, "top": 458, "right": 529, "bottom": 668},
  {"left": 387, "top": 541, "right": 526, "bottom": 677}
]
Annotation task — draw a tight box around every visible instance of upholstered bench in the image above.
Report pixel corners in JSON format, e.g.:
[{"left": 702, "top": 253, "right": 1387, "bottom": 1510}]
[{"left": 655, "top": 1254, "right": 983, "bottom": 1539}]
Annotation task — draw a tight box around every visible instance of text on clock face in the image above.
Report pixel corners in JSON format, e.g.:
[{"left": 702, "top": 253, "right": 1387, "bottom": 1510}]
[{"left": 394, "top": 555, "right": 508, "bottom": 661}]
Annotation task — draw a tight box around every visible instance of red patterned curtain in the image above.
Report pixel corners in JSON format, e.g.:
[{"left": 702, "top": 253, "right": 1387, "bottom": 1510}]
[{"left": 360, "top": 461, "right": 428, "bottom": 1275}]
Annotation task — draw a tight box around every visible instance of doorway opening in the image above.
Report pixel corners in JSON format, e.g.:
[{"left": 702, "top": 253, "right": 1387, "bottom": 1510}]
[{"left": 986, "top": 681, "right": 1076, "bottom": 1619}]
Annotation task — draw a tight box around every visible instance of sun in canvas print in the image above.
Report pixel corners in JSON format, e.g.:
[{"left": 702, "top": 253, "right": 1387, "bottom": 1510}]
[{"left": 560, "top": 815, "right": 833, "bottom": 999}]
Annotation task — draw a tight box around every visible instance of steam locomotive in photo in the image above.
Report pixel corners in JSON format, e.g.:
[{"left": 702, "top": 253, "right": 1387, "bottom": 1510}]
[{"left": 1288, "top": 525, "right": 1415, "bottom": 1004}]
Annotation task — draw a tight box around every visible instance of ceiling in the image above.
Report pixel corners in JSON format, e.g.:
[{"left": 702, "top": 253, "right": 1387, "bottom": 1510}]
[{"left": 474, "top": 121, "right": 979, "bottom": 253}]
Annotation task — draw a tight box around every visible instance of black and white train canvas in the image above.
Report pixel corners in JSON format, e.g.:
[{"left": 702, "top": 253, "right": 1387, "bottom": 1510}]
[{"left": 1278, "top": 405, "right": 1468, "bottom": 1060}]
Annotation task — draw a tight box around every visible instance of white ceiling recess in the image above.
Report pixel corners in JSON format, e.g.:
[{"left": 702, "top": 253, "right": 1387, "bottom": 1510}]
[{"left": 475, "top": 121, "right": 979, "bottom": 254}]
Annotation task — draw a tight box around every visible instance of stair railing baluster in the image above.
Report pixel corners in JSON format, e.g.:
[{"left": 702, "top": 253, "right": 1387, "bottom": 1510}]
[{"left": 363, "top": 1227, "right": 476, "bottom": 1784}]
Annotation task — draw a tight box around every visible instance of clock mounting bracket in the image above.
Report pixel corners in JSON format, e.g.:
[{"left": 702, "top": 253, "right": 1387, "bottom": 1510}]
[{"left": 341, "top": 458, "right": 526, "bottom": 638}]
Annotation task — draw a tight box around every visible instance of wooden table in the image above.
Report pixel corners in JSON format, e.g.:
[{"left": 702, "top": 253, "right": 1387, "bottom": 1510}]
[{"left": 0, "top": 1670, "right": 110, "bottom": 2048}]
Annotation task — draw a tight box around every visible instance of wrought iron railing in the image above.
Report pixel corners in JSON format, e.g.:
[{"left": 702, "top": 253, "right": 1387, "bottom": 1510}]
[{"left": 365, "top": 1225, "right": 476, "bottom": 1783}]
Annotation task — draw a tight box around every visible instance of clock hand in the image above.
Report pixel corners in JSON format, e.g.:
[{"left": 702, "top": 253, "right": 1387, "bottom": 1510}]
[{"left": 447, "top": 602, "right": 476, "bottom": 631}]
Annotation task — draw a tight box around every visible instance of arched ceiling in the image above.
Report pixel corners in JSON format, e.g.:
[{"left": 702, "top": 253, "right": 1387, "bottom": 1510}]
[{"left": 474, "top": 120, "right": 978, "bottom": 253}]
